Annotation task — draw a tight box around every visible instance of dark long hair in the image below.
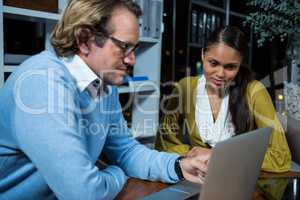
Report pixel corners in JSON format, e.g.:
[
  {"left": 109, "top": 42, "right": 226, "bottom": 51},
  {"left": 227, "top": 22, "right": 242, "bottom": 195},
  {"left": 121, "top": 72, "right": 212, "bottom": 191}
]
[{"left": 203, "top": 26, "right": 254, "bottom": 134}]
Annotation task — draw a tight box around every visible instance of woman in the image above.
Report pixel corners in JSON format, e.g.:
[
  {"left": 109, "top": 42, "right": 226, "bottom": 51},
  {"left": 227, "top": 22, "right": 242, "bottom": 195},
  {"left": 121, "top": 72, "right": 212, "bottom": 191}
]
[{"left": 155, "top": 26, "right": 291, "bottom": 172}]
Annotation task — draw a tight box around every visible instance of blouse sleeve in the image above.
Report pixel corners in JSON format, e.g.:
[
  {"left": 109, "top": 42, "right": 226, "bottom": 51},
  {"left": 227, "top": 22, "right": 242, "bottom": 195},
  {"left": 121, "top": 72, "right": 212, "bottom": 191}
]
[
  {"left": 248, "top": 81, "right": 291, "bottom": 172},
  {"left": 155, "top": 81, "right": 191, "bottom": 155}
]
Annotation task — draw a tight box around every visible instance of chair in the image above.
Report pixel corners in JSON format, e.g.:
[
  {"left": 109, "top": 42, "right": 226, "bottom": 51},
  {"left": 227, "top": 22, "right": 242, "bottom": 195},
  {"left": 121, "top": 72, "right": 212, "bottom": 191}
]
[
  {"left": 283, "top": 82, "right": 300, "bottom": 164},
  {"left": 286, "top": 115, "right": 300, "bottom": 165}
]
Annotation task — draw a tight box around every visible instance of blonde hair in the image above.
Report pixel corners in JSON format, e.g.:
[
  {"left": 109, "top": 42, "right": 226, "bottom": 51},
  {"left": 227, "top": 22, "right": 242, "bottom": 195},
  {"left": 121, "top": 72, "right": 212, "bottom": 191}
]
[{"left": 51, "top": 0, "right": 141, "bottom": 57}]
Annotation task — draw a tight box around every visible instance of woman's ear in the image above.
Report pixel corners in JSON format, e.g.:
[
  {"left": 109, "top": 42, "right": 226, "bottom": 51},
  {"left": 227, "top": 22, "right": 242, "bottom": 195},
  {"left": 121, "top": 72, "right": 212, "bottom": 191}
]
[{"left": 201, "top": 49, "right": 204, "bottom": 62}]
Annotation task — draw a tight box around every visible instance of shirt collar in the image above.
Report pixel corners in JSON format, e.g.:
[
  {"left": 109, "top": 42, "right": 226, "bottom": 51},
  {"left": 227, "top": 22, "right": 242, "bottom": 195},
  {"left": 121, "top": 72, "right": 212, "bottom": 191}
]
[{"left": 61, "top": 54, "right": 100, "bottom": 93}]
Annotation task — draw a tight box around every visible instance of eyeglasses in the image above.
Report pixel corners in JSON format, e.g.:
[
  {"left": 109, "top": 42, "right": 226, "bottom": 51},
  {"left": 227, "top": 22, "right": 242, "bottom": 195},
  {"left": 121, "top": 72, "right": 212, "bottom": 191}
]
[
  {"left": 93, "top": 29, "right": 139, "bottom": 57},
  {"left": 108, "top": 36, "right": 139, "bottom": 57}
]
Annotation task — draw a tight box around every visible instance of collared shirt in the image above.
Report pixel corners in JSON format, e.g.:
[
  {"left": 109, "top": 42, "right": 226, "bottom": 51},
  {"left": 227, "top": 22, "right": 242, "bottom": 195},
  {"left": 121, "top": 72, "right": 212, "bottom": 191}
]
[
  {"left": 195, "top": 75, "right": 235, "bottom": 147},
  {"left": 61, "top": 54, "right": 107, "bottom": 99}
]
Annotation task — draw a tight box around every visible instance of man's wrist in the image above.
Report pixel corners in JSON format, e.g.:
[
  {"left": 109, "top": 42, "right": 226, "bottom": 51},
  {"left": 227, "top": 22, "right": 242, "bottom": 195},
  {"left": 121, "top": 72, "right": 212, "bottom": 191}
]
[{"left": 174, "top": 156, "right": 185, "bottom": 180}]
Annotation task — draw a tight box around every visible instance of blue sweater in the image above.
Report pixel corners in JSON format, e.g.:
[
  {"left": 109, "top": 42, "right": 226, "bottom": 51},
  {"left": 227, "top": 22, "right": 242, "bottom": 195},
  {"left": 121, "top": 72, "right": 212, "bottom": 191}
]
[{"left": 0, "top": 51, "right": 179, "bottom": 200}]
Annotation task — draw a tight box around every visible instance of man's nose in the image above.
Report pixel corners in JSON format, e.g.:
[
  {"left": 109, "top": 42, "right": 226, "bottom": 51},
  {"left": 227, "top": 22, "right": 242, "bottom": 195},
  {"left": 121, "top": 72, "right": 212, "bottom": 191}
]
[{"left": 123, "top": 51, "right": 136, "bottom": 66}]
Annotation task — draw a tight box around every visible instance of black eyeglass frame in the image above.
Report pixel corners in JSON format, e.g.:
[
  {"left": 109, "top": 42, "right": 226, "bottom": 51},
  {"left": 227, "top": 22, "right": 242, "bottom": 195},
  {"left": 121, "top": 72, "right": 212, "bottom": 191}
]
[
  {"left": 108, "top": 36, "right": 139, "bottom": 57},
  {"left": 94, "top": 30, "right": 139, "bottom": 57}
]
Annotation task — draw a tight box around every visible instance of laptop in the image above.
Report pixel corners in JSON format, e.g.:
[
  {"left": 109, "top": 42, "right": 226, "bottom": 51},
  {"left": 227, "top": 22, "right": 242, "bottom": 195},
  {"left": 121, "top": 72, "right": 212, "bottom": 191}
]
[{"left": 141, "top": 127, "right": 272, "bottom": 200}]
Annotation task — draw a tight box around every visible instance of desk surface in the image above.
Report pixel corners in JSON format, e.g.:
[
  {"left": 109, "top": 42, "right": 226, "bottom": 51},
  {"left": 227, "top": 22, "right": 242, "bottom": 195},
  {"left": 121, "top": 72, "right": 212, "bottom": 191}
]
[{"left": 115, "top": 171, "right": 300, "bottom": 200}]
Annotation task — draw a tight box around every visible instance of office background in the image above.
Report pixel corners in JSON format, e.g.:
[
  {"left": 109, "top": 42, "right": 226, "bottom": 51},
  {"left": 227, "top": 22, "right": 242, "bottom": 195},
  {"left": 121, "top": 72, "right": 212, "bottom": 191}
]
[{"left": 0, "top": 0, "right": 299, "bottom": 146}]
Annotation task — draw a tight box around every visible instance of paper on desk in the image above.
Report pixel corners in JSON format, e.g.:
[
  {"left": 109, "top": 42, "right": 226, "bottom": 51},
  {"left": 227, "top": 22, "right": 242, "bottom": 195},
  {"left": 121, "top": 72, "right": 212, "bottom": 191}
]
[{"left": 290, "top": 161, "right": 300, "bottom": 172}]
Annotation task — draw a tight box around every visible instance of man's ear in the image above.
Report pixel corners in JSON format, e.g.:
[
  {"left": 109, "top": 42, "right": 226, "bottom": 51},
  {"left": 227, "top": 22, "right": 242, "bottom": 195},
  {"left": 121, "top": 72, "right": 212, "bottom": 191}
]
[
  {"left": 78, "top": 41, "right": 91, "bottom": 55},
  {"left": 75, "top": 27, "right": 93, "bottom": 55},
  {"left": 201, "top": 48, "right": 204, "bottom": 62}
]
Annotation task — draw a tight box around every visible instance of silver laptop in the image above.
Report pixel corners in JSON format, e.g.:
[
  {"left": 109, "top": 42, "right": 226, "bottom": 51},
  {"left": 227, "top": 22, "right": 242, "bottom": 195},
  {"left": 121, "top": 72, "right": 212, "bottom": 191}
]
[{"left": 141, "top": 127, "right": 272, "bottom": 200}]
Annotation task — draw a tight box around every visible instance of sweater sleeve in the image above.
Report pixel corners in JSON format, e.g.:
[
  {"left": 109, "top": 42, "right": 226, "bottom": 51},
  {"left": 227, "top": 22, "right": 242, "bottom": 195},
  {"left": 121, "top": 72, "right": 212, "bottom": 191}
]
[
  {"left": 247, "top": 81, "right": 291, "bottom": 172},
  {"left": 102, "top": 88, "right": 180, "bottom": 183},
  {"left": 13, "top": 69, "right": 127, "bottom": 200},
  {"left": 155, "top": 79, "right": 192, "bottom": 155}
]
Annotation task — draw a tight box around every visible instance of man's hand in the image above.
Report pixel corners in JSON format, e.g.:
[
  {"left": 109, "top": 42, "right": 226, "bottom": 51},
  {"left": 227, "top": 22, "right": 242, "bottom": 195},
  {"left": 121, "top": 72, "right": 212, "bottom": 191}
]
[
  {"left": 180, "top": 147, "right": 212, "bottom": 184},
  {"left": 186, "top": 147, "right": 212, "bottom": 163}
]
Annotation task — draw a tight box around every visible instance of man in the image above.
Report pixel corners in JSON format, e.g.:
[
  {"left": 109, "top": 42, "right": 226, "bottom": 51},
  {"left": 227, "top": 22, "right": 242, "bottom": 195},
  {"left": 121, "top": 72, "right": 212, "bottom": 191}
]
[{"left": 0, "top": 0, "right": 208, "bottom": 199}]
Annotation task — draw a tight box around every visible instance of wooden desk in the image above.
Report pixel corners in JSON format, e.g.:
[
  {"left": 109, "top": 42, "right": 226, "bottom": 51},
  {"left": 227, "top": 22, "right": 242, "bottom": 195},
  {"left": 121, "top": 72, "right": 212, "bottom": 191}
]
[
  {"left": 115, "top": 178, "right": 169, "bottom": 200},
  {"left": 115, "top": 171, "right": 300, "bottom": 200}
]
